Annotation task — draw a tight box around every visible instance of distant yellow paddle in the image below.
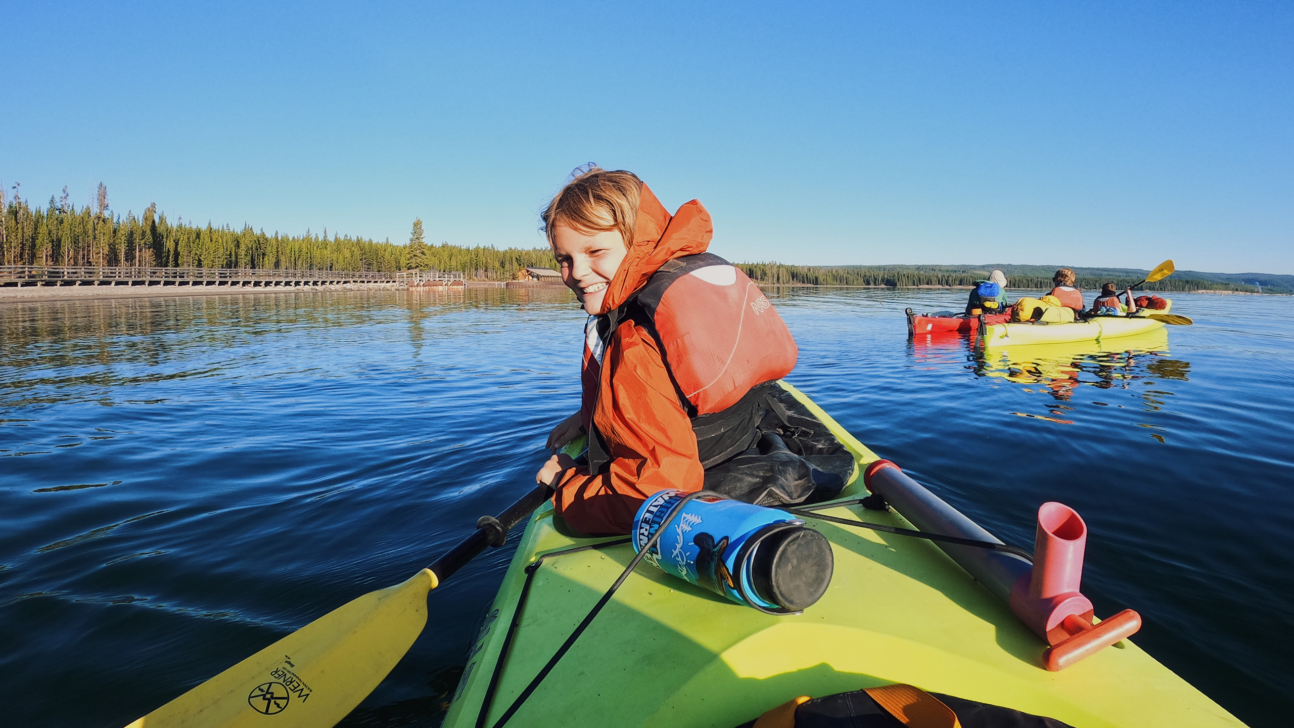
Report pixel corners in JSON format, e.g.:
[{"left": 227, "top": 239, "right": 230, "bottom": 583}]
[
  {"left": 125, "top": 482, "right": 553, "bottom": 728},
  {"left": 1128, "top": 261, "right": 1190, "bottom": 325},
  {"left": 1132, "top": 259, "right": 1175, "bottom": 289}
]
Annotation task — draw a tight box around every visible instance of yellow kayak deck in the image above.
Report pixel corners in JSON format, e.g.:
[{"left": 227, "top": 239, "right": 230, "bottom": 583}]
[
  {"left": 983, "top": 301, "right": 1174, "bottom": 347},
  {"left": 443, "top": 382, "right": 1240, "bottom": 728}
]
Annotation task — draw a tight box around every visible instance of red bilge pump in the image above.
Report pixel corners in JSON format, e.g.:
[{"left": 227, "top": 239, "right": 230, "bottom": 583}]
[{"left": 863, "top": 460, "right": 1141, "bottom": 671}]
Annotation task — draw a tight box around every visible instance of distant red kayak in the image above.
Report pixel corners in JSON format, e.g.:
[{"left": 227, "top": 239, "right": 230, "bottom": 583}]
[{"left": 906, "top": 307, "right": 1010, "bottom": 335}]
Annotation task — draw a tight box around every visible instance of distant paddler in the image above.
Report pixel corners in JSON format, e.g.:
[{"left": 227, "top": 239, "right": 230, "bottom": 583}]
[
  {"left": 1089, "top": 282, "right": 1139, "bottom": 317},
  {"left": 1047, "top": 268, "right": 1085, "bottom": 311},
  {"left": 965, "top": 269, "right": 1009, "bottom": 315}
]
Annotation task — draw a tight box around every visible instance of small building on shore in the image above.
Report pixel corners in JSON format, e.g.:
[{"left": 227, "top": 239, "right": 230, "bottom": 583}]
[{"left": 515, "top": 267, "right": 563, "bottom": 282}]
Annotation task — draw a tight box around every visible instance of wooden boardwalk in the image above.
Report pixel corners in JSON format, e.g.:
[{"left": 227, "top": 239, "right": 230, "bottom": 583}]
[
  {"left": 397, "top": 270, "right": 466, "bottom": 287},
  {"left": 0, "top": 267, "right": 569, "bottom": 293},
  {"left": 0, "top": 265, "right": 399, "bottom": 288}
]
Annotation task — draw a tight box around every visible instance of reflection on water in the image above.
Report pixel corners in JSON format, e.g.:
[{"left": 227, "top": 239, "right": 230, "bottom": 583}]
[
  {"left": 909, "top": 328, "right": 1193, "bottom": 432},
  {"left": 975, "top": 328, "right": 1181, "bottom": 398}
]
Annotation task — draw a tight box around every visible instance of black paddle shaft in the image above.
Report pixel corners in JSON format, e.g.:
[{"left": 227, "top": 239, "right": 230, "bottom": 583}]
[{"left": 429, "top": 484, "right": 553, "bottom": 583}]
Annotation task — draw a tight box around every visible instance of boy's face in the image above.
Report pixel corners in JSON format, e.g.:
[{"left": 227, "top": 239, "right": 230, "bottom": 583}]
[{"left": 551, "top": 225, "right": 628, "bottom": 315}]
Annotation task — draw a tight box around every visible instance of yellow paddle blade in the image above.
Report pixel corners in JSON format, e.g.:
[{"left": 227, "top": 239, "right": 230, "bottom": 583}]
[
  {"left": 1145, "top": 259, "right": 1175, "bottom": 283},
  {"left": 1149, "top": 313, "right": 1193, "bottom": 325},
  {"left": 126, "top": 568, "right": 437, "bottom": 728}
]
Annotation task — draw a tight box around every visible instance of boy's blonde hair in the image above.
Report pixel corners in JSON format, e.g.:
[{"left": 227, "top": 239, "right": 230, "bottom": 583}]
[
  {"left": 542, "top": 166, "right": 642, "bottom": 248},
  {"left": 1053, "top": 268, "right": 1076, "bottom": 286}
]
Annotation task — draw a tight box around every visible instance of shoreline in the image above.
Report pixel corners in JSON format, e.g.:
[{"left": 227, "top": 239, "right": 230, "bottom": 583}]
[{"left": 1, "top": 281, "right": 1278, "bottom": 305}]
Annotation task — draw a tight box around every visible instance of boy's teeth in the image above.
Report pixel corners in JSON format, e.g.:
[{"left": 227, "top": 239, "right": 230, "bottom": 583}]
[{"left": 583, "top": 282, "right": 607, "bottom": 294}]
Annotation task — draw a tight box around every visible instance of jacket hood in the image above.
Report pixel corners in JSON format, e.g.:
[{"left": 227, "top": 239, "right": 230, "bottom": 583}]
[{"left": 599, "top": 183, "right": 713, "bottom": 314}]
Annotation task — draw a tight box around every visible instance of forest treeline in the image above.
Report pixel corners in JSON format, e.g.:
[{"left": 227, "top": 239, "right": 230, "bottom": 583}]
[
  {"left": 403, "top": 217, "right": 557, "bottom": 279},
  {"left": 0, "top": 186, "right": 1268, "bottom": 290},
  {"left": 0, "top": 186, "right": 556, "bottom": 278},
  {"left": 737, "top": 262, "right": 1261, "bottom": 293}
]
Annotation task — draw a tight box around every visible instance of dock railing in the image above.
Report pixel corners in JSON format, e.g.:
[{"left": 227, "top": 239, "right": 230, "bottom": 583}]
[
  {"left": 0, "top": 266, "right": 403, "bottom": 287},
  {"left": 396, "top": 269, "right": 466, "bottom": 285}
]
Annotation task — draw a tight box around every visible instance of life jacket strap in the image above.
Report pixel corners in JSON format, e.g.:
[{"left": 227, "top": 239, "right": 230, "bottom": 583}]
[
  {"left": 864, "top": 684, "right": 961, "bottom": 728},
  {"left": 751, "top": 696, "right": 811, "bottom": 728},
  {"left": 750, "top": 684, "right": 961, "bottom": 728}
]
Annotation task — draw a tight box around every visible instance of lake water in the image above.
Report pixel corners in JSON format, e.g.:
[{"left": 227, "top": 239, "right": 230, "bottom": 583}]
[{"left": 2, "top": 288, "right": 1290, "bottom": 727}]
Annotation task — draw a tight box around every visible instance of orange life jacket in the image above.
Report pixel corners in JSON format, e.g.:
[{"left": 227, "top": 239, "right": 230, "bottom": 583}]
[
  {"left": 1090, "top": 294, "right": 1126, "bottom": 315},
  {"left": 583, "top": 253, "right": 798, "bottom": 471},
  {"left": 1049, "top": 285, "right": 1084, "bottom": 310},
  {"left": 635, "top": 253, "right": 797, "bottom": 414}
]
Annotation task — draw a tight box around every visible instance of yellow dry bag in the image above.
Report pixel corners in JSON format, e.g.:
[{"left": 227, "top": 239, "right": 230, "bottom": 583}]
[{"left": 1012, "top": 297, "right": 1076, "bottom": 324}]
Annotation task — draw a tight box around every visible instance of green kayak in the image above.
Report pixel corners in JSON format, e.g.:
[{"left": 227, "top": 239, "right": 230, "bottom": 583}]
[{"left": 443, "top": 382, "right": 1240, "bottom": 728}]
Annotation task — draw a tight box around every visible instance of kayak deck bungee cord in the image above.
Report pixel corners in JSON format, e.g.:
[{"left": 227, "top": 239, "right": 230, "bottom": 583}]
[
  {"left": 441, "top": 381, "right": 1241, "bottom": 728},
  {"left": 471, "top": 491, "right": 1045, "bottom": 728}
]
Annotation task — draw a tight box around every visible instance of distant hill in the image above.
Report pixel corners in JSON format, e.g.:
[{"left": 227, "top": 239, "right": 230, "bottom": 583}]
[
  {"left": 985, "top": 264, "right": 1294, "bottom": 293},
  {"left": 737, "top": 262, "right": 1292, "bottom": 294},
  {"left": 1172, "top": 269, "right": 1294, "bottom": 293}
]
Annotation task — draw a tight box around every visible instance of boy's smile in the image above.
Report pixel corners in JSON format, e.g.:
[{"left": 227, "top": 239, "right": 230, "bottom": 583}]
[{"left": 551, "top": 226, "right": 628, "bottom": 315}]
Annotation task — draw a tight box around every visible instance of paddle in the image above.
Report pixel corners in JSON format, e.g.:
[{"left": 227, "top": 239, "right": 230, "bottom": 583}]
[
  {"left": 1131, "top": 259, "right": 1175, "bottom": 289},
  {"left": 1148, "top": 313, "right": 1193, "bottom": 325},
  {"left": 125, "top": 481, "right": 554, "bottom": 728}
]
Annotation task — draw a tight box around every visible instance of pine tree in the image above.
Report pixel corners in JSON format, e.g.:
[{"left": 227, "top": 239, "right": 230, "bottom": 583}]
[
  {"left": 35, "top": 215, "right": 52, "bottom": 266},
  {"left": 407, "top": 218, "right": 427, "bottom": 270},
  {"left": 0, "top": 185, "right": 7, "bottom": 265}
]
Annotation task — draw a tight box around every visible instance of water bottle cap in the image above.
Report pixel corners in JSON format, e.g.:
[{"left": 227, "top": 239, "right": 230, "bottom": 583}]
[{"left": 750, "top": 526, "right": 834, "bottom": 611}]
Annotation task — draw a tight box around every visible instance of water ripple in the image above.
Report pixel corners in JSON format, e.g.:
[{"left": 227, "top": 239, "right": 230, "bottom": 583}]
[{"left": 0, "top": 288, "right": 1291, "bottom": 727}]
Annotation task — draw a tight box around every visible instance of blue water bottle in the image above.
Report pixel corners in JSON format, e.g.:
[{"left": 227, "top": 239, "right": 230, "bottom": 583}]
[{"left": 632, "top": 490, "right": 834, "bottom": 614}]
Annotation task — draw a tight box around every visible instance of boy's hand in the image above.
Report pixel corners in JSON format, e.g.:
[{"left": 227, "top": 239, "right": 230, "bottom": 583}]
[
  {"left": 536, "top": 452, "right": 578, "bottom": 487},
  {"left": 546, "top": 411, "right": 585, "bottom": 452}
]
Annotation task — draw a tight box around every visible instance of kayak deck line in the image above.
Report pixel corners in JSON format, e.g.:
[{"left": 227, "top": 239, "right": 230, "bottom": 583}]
[
  {"left": 442, "top": 380, "right": 1242, "bottom": 728},
  {"left": 982, "top": 317, "right": 1168, "bottom": 347},
  {"left": 474, "top": 498, "right": 1042, "bottom": 726},
  {"left": 981, "top": 299, "right": 1176, "bottom": 348}
]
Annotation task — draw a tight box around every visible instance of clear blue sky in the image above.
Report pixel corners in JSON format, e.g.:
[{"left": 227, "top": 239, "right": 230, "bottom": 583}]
[{"left": 2, "top": 1, "right": 1290, "bottom": 274}]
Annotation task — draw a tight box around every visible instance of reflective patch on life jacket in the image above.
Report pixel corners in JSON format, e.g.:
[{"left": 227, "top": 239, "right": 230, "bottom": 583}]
[{"left": 688, "top": 264, "right": 738, "bottom": 286}]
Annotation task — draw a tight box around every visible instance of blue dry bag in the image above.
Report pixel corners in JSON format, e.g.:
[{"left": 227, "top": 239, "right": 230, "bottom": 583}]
[{"left": 976, "top": 281, "right": 1002, "bottom": 299}]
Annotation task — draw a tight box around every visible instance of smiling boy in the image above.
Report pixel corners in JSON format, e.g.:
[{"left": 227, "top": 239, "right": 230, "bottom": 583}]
[{"left": 533, "top": 167, "right": 826, "bottom": 535}]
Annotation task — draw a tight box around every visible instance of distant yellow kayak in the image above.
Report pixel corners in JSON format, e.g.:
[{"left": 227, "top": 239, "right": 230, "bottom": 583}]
[{"left": 982, "top": 300, "right": 1174, "bottom": 347}]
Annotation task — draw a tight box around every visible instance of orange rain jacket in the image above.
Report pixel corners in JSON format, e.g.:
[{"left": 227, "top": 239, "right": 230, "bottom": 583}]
[{"left": 552, "top": 184, "right": 714, "bottom": 535}]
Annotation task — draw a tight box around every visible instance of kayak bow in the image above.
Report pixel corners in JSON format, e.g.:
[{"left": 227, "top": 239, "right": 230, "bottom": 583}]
[{"left": 443, "top": 382, "right": 1241, "bottom": 728}]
